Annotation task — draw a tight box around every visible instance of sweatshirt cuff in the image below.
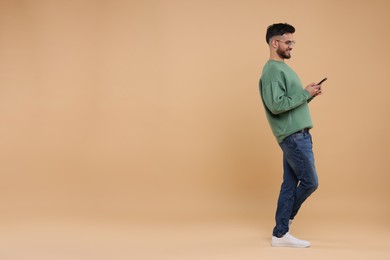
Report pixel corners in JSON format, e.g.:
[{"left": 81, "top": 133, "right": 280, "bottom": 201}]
[{"left": 303, "top": 89, "right": 311, "bottom": 100}]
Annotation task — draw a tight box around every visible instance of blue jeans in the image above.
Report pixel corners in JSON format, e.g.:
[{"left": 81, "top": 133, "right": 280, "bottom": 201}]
[{"left": 273, "top": 131, "right": 319, "bottom": 237}]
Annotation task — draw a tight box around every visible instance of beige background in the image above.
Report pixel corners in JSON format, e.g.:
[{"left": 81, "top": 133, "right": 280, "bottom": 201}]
[{"left": 0, "top": 0, "right": 389, "bottom": 259}]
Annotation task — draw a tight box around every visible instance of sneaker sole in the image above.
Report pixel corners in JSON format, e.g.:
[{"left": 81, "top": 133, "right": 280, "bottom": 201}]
[{"left": 272, "top": 243, "right": 311, "bottom": 248}]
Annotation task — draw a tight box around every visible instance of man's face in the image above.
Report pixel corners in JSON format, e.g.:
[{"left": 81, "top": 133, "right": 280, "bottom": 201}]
[{"left": 275, "top": 33, "right": 295, "bottom": 60}]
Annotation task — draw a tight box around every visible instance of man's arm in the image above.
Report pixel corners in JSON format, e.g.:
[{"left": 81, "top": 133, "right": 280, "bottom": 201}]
[{"left": 262, "top": 81, "right": 319, "bottom": 115}]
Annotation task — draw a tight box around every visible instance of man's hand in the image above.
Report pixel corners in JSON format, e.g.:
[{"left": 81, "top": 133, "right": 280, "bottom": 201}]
[{"left": 305, "top": 83, "right": 322, "bottom": 97}]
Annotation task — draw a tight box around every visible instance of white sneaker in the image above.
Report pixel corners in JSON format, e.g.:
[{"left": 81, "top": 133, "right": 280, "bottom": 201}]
[{"left": 272, "top": 232, "right": 311, "bottom": 248}]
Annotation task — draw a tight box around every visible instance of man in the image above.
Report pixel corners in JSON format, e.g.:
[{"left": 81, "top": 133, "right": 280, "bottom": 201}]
[{"left": 259, "top": 23, "right": 322, "bottom": 248}]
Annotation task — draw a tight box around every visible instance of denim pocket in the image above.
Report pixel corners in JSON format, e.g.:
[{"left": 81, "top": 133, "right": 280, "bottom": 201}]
[
  {"left": 291, "top": 132, "right": 305, "bottom": 141},
  {"left": 296, "top": 133, "right": 313, "bottom": 150}
]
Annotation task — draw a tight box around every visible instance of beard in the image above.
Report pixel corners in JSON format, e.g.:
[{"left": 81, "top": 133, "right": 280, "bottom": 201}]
[{"left": 277, "top": 47, "right": 291, "bottom": 59}]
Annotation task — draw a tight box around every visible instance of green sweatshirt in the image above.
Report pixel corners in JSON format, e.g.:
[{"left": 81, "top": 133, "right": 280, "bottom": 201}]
[{"left": 259, "top": 60, "right": 313, "bottom": 143}]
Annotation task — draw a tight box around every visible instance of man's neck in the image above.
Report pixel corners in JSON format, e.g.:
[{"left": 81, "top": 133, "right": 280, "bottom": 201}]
[{"left": 269, "top": 53, "right": 284, "bottom": 62}]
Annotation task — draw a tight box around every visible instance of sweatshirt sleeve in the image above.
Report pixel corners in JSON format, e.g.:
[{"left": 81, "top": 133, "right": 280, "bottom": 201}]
[{"left": 262, "top": 81, "right": 310, "bottom": 115}]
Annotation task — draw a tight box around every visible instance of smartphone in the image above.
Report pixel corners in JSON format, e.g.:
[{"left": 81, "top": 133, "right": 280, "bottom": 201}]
[{"left": 317, "top": 77, "right": 327, "bottom": 85}]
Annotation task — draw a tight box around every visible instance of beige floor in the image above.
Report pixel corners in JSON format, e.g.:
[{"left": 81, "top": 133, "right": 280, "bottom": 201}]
[{"left": 1, "top": 213, "right": 389, "bottom": 260}]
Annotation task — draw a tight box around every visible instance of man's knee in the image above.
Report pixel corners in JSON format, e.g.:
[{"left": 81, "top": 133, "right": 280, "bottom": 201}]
[
  {"left": 302, "top": 179, "right": 318, "bottom": 194},
  {"left": 308, "top": 180, "right": 319, "bottom": 193}
]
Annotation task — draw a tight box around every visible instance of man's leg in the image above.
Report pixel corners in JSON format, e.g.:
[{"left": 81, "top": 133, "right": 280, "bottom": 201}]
[
  {"left": 273, "top": 154, "right": 298, "bottom": 238},
  {"left": 271, "top": 132, "right": 318, "bottom": 248},
  {"left": 286, "top": 132, "right": 319, "bottom": 220}
]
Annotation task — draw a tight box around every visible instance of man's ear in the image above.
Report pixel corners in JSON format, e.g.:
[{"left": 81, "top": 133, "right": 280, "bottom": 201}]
[{"left": 271, "top": 39, "right": 278, "bottom": 49}]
